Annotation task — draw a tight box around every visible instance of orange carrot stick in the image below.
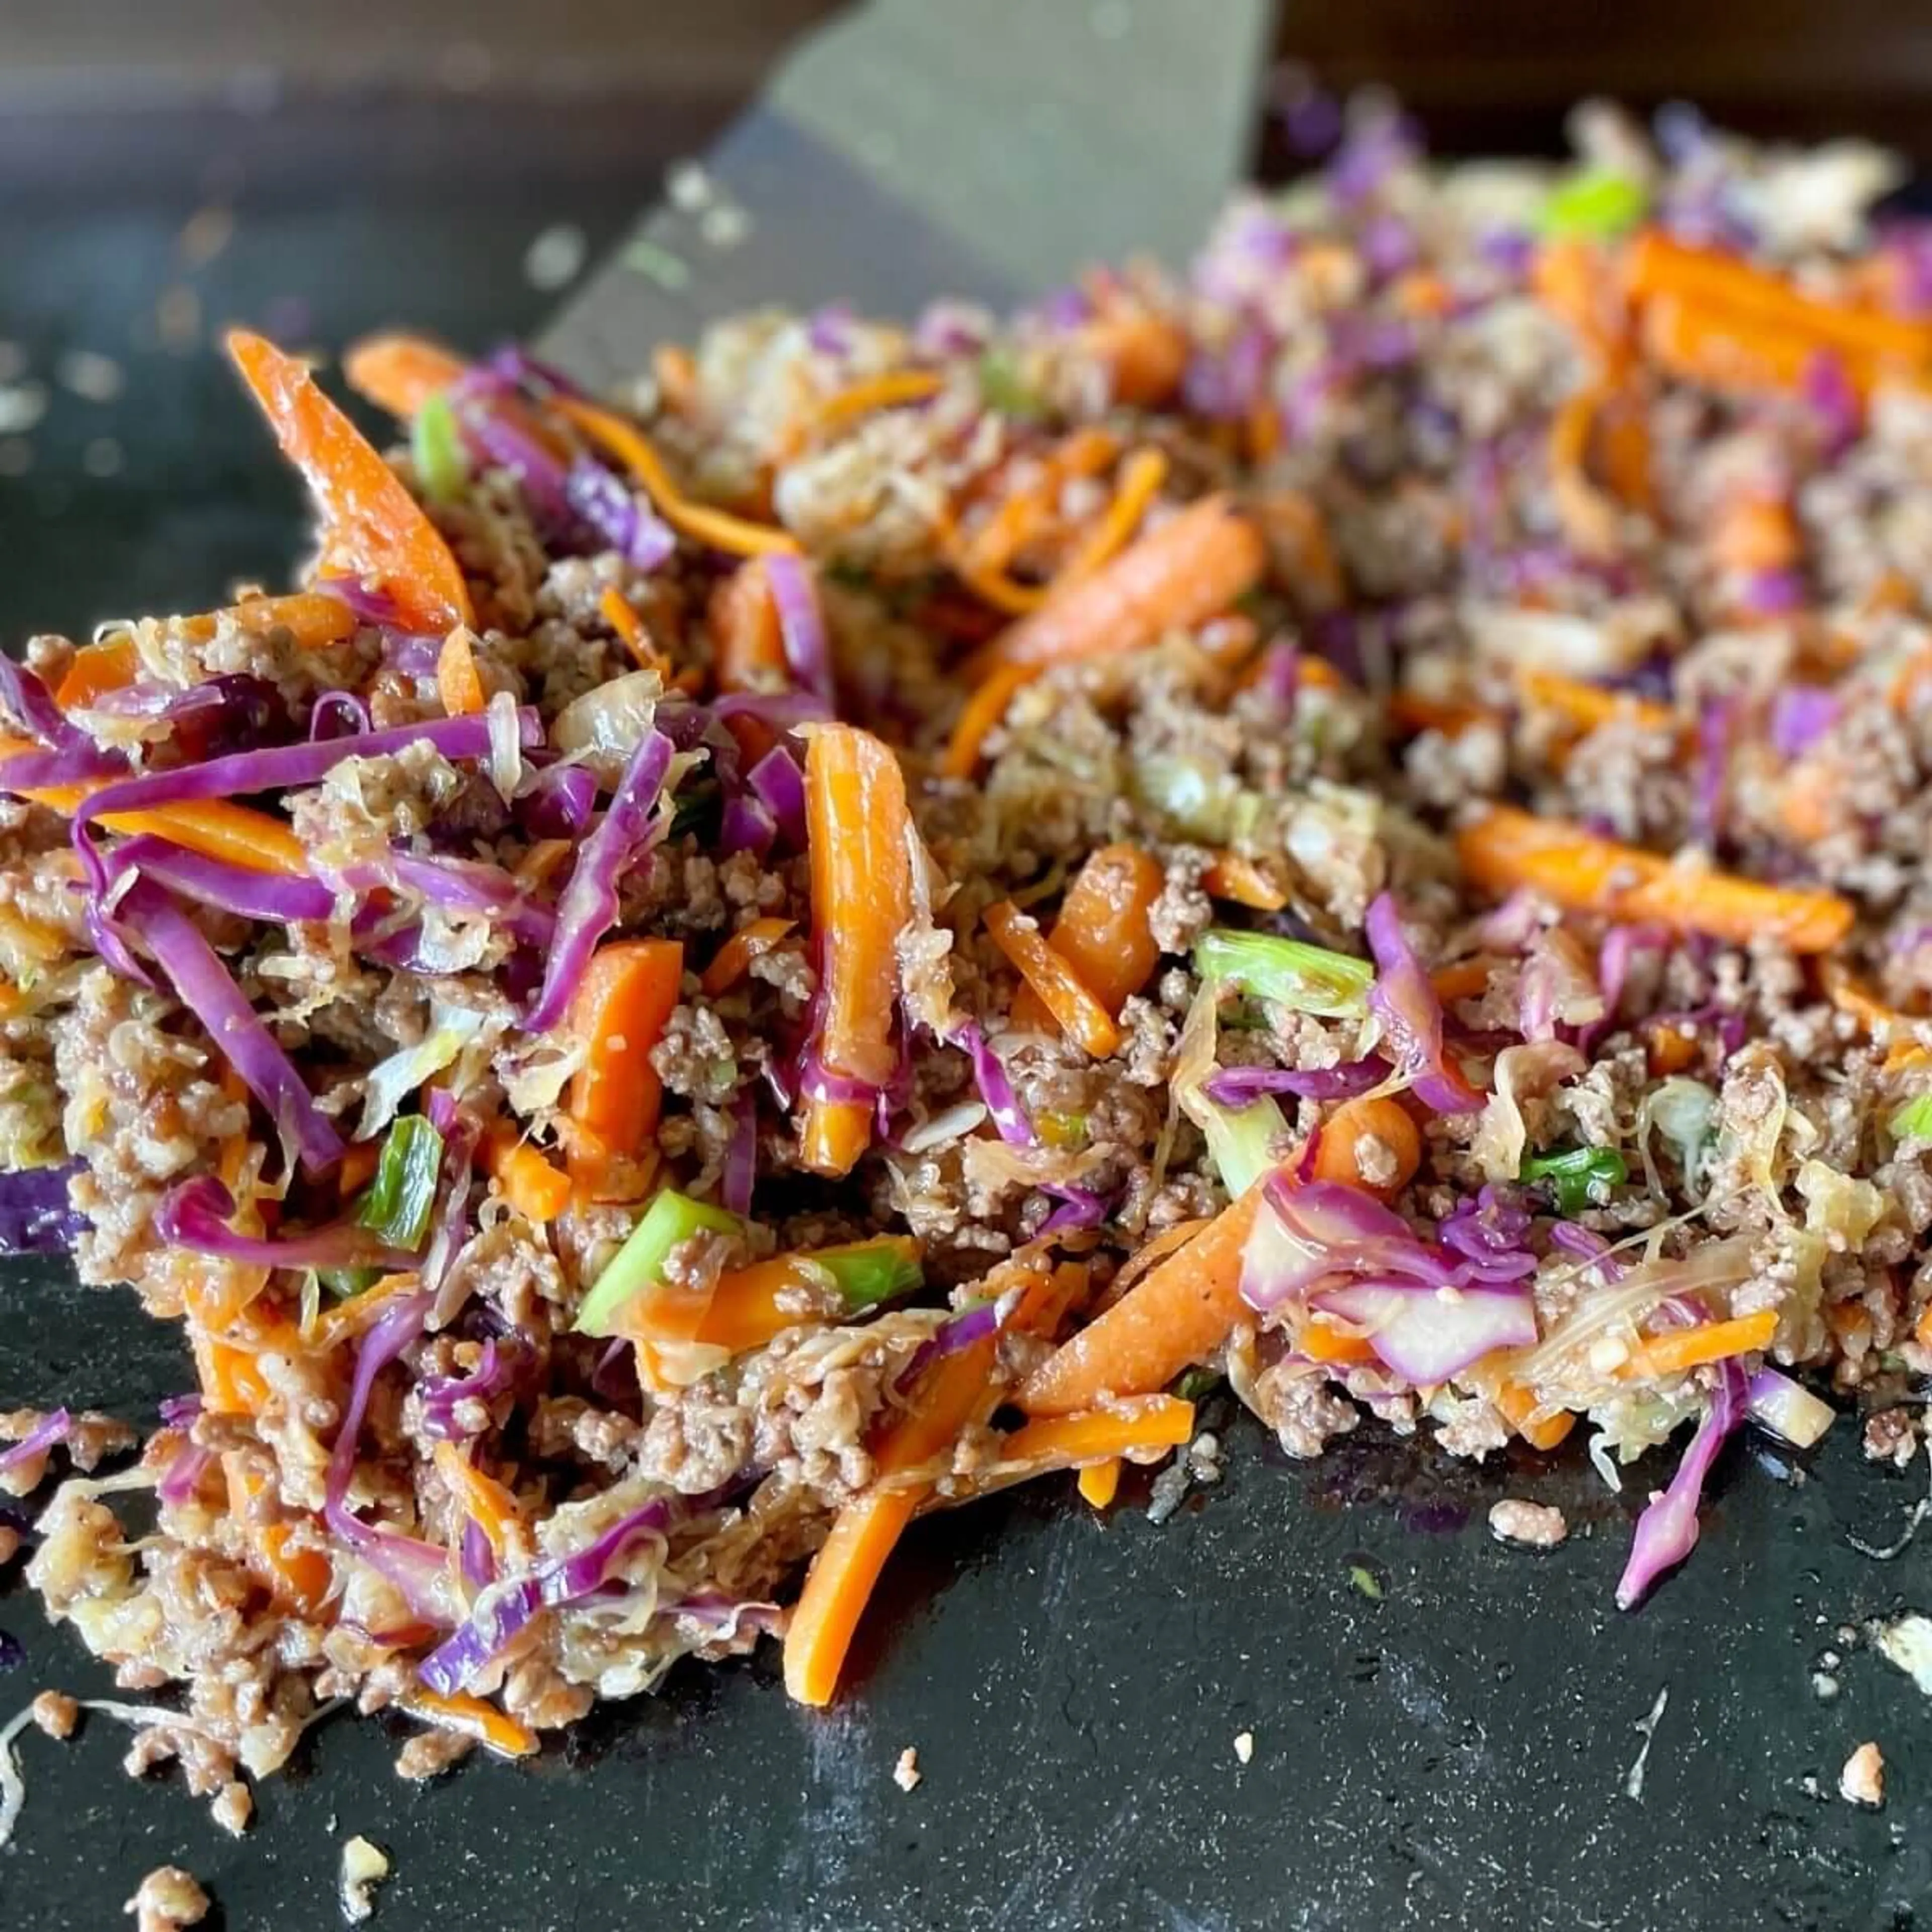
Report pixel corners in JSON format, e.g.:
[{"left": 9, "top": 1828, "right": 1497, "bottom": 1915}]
[
  {"left": 995, "top": 1395, "right": 1194, "bottom": 1471},
  {"left": 801, "top": 727, "right": 913, "bottom": 1176},
  {"left": 1628, "top": 232, "right": 1932, "bottom": 370},
  {"left": 556, "top": 395, "right": 800, "bottom": 557},
  {"left": 342, "top": 332, "right": 469, "bottom": 418},
  {"left": 783, "top": 1335, "right": 997, "bottom": 1706},
  {"left": 433, "top": 1440, "right": 526, "bottom": 1557},
  {"left": 1037, "top": 844, "right": 1164, "bottom": 1020},
  {"left": 1456, "top": 805, "right": 1853, "bottom": 953},
  {"left": 1496, "top": 1380, "right": 1577, "bottom": 1452},
  {"left": 1515, "top": 668, "right": 1678, "bottom": 740},
  {"left": 1085, "top": 309, "right": 1190, "bottom": 407},
  {"left": 1626, "top": 1308, "right": 1778, "bottom": 1379},
  {"left": 1076, "top": 1459, "right": 1121, "bottom": 1508},
  {"left": 1062, "top": 447, "right": 1169, "bottom": 580},
  {"left": 226, "top": 331, "right": 473, "bottom": 634},
  {"left": 687, "top": 1236, "right": 921, "bottom": 1354},
  {"left": 1386, "top": 691, "right": 1498, "bottom": 739},
  {"left": 1298, "top": 1317, "right": 1380, "bottom": 1366},
  {"left": 599, "top": 586, "right": 670, "bottom": 676},
  {"left": 54, "top": 637, "right": 139, "bottom": 709},
  {"left": 1201, "top": 852, "right": 1288, "bottom": 912},
  {"left": 567, "top": 940, "right": 684, "bottom": 1159},
  {"left": 810, "top": 368, "right": 944, "bottom": 434},
  {"left": 1308, "top": 1095, "right": 1421, "bottom": 1200},
  {"left": 1019, "top": 1184, "right": 1264, "bottom": 1417},
  {"left": 479, "top": 1127, "right": 573, "bottom": 1223},
  {"left": 983, "top": 900, "right": 1123, "bottom": 1058},
  {"left": 395, "top": 1685, "right": 540, "bottom": 1760},
  {"left": 940, "top": 660, "right": 1042, "bottom": 778},
  {"left": 1548, "top": 384, "right": 1620, "bottom": 557},
  {"left": 976, "top": 495, "right": 1265, "bottom": 672},
  {"left": 1640, "top": 294, "right": 1836, "bottom": 396},
  {"left": 699, "top": 916, "right": 796, "bottom": 997},
  {"left": 436, "top": 629, "right": 486, "bottom": 716}
]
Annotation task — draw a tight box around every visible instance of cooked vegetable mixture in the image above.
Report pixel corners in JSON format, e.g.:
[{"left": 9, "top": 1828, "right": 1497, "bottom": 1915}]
[{"left": 5, "top": 99, "right": 1932, "bottom": 1813}]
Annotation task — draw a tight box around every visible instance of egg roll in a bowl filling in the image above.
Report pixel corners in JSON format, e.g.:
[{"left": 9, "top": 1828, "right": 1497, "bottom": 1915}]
[{"left": 3, "top": 98, "right": 1930, "bottom": 1822}]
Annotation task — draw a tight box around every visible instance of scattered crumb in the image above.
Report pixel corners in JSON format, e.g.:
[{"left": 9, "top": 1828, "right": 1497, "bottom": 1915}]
[
  {"left": 30, "top": 1691, "right": 76, "bottom": 1740},
  {"left": 1186, "top": 1431, "right": 1223, "bottom": 1485},
  {"left": 1801, "top": 1772, "right": 1825, "bottom": 1801},
  {"left": 123, "top": 1866, "right": 208, "bottom": 1931},
  {"left": 892, "top": 1746, "right": 921, "bottom": 1793},
  {"left": 1348, "top": 1564, "right": 1384, "bottom": 1601},
  {"left": 0, "top": 1526, "right": 19, "bottom": 1567},
  {"left": 1873, "top": 1612, "right": 1932, "bottom": 1695},
  {"left": 210, "top": 1779, "right": 252, "bottom": 1836},
  {"left": 0, "top": 383, "right": 47, "bottom": 435},
  {"left": 394, "top": 1728, "right": 475, "bottom": 1781},
  {"left": 1863, "top": 1407, "right": 1920, "bottom": 1469},
  {"left": 55, "top": 349, "right": 124, "bottom": 404},
  {"left": 340, "top": 1835, "right": 390, "bottom": 1924},
  {"left": 1233, "top": 1731, "right": 1254, "bottom": 1765},
  {"left": 1812, "top": 1671, "right": 1840, "bottom": 1701},
  {"left": 1145, "top": 1460, "right": 1190, "bottom": 1524},
  {"left": 83, "top": 438, "right": 124, "bottom": 479},
  {"left": 1840, "top": 1740, "right": 1885, "bottom": 1809},
  {"left": 1624, "top": 1685, "right": 1670, "bottom": 1802},
  {"left": 1488, "top": 1498, "right": 1569, "bottom": 1548},
  {"left": 524, "top": 224, "right": 588, "bottom": 292}
]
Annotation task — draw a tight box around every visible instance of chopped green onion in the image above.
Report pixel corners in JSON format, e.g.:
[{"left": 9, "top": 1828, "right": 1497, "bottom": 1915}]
[
  {"left": 1194, "top": 928, "right": 1374, "bottom": 1019},
  {"left": 411, "top": 392, "right": 467, "bottom": 504},
  {"left": 1348, "top": 1563, "right": 1385, "bottom": 1601},
  {"left": 977, "top": 349, "right": 1045, "bottom": 421},
  {"left": 1173, "top": 1365, "right": 1225, "bottom": 1403},
  {"left": 357, "top": 1115, "right": 445, "bottom": 1251},
  {"left": 318, "top": 1264, "right": 381, "bottom": 1301},
  {"left": 1037, "top": 1109, "right": 1090, "bottom": 1151},
  {"left": 1519, "top": 1145, "right": 1628, "bottom": 1217},
  {"left": 812, "top": 1236, "right": 923, "bottom": 1311},
  {"left": 575, "top": 1188, "right": 742, "bottom": 1337},
  {"left": 1203, "top": 1096, "right": 1287, "bottom": 1197},
  {"left": 1539, "top": 167, "right": 1648, "bottom": 241},
  {"left": 1891, "top": 1093, "right": 1932, "bottom": 1142}
]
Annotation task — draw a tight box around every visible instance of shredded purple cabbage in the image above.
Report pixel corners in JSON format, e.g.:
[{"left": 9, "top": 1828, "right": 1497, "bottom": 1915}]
[
  {"left": 418, "top": 1339, "right": 518, "bottom": 1442},
  {"left": 0, "top": 656, "right": 89, "bottom": 751},
  {"left": 309, "top": 690, "right": 373, "bottom": 741},
  {"left": 1691, "top": 696, "right": 1736, "bottom": 849},
  {"left": 156, "top": 1174, "right": 410, "bottom": 1271},
  {"left": 746, "top": 747, "right": 808, "bottom": 848},
  {"left": 523, "top": 727, "right": 674, "bottom": 1033},
  {"left": 157, "top": 1443, "right": 214, "bottom": 1507},
  {"left": 562, "top": 459, "right": 676, "bottom": 571},
  {"left": 1615, "top": 1359, "right": 1746, "bottom": 1609},
  {"left": 1038, "top": 1185, "right": 1109, "bottom": 1236},
  {"left": 764, "top": 554, "right": 833, "bottom": 704},
  {"left": 719, "top": 794, "right": 776, "bottom": 860},
  {"left": 0, "top": 1163, "right": 87, "bottom": 1256},
  {"left": 1363, "top": 893, "right": 1482, "bottom": 1114},
  {"left": 1769, "top": 684, "right": 1839, "bottom": 758},
  {"left": 954, "top": 1021, "right": 1033, "bottom": 1146},
  {"left": 117, "top": 880, "right": 346, "bottom": 1174},
  {"left": 0, "top": 1409, "right": 71, "bottom": 1480},
  {"left": 1201, "top": 1058, "right": 1383, "bottom": 1107},
  {"left": 721, "top": 1098, "right": 758, "bottom": 1218},
  {"left": 106, "top": 834, "right": 334, "bottom": 924},
  {"left": 521, "top": 762, "right": 599, "bottom": 839}
]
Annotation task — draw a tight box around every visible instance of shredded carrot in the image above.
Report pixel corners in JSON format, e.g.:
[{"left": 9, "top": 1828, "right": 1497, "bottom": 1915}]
[
  {"left": 226, "top": 331, "right": 473, "bottom": 633},
  {"left": 997, "top": 1396, "right": 1195, "bottom": 1472},
  {"left": 811, "top": 368, "right": 944, "bottom": 435},
  {"left": 567, "top": 940, "right": 684, "bottom": 1161},
  {"left": 599, "top": 586, "right": 669, "bottom": 675},
  {"left": 783, "top": 1333, "right": 998, "bottom": 1706},
  {"left": 1821, "top": 959, "right": 1914, "bottom": 1039},
  {"left": 1496, "top": 1380, "right": 1577, "bottom": 1452},
  {"left": 1712, "top": 494, "right": 1800, "bottom": 574},
  {"left": 1533, "top": 239, "right": 1627, "bottom": 367},
  {"left": 1076, "top": 1459, "right": 1121, "bottom": 1508},
  {"left": 193, "top": 1334, "right": 275, "bottom": 1417},
  {"left": 1515, "top": 667, "right": 1678, "bottom": 741},
  {"left": 1043, "top": 845, "right": 1164, "bottom": 1022},
  {"left": 337, "top": 1140, "right": 383, "bottom": 1196},
  {"left": 436, "top": 629, "right": 486, "bottom": 716},
  {"left": 941, "top": 659, "right": 1042, "bottom": 778},
  {"left": 1596, "top": 390, "right": 1656, "bottom": 512},
  {"left": 433, "top": 1440, "right": 525, "bottom": 1558},
  {"left": 1387, "top": 690, "right": 1497, "bottom": 739},
  {"left": 975, "top": 495, "right": 1265, "bottom": 673},
  {"left": 1456, "top": 806, "right": 1854, "bottom": 954},
  {"left": 1299, "top": 1317, "right": 1380, "bottom": 1365},
  {"left": 1428, "top": 958, "right": 1495, "bottom": 1004},
  {"left": 1628, "top": 231, "right": 1932, "bottom": 373},
  {"left": 395, "top": 1686, "right": 540, "bottom": 1760},
  {"left": 1255, "top": 489, "right": 1345, "bottom": 608},
  {"left": 984, "top": 899, "right": 1122, "bottom": 1059},
  {"left": 307, "top": 1273, "right": 420, "bottom": 1354},
  {"left": 1085, "top": 308, "right": 1190, "bottom": 407},
  {"left": 1020, "top": 1184, "right": 1263, "bottom": 1417},
  {"left": 205, "top": 590, "right": 362, "bottom": 652},
  {"left": 1062, "top": 447, "right": 1170, "bottom": 580},
  {"left": 1309, "top": 1095, "right": 1421, "bottom": 1200},
  {"left": 342, "top": 332, "right": 468, "bottom": 417},
  {"left": 555, "top": 395, "right": 800, "bottom": 557},
  {"left": 801, "top": 726, "right": 914, "bottom": 1176},
  {"left": 1548, "top": 384, "right": 1621, "bottom": 557},
  {"left": 1201, "top": 853, "right": 1287, "bottom": 912},
  {"left": 480, "top": 1127, "right": 573, "bottom": 1223},
  {"left": 1627, "top": 1308, "right": 1779, "bottom": 1379},
  {"left": 55, "top": 636, "right": 139, "bottom": 709},
  {"left": 1915, "top": 1304, "right": 1932, "bottom": 1352},
  {"left": 680, "top": 1237, "right": 922, "bottom": 1355},
  {"left": 222, "top": 1455, "right": 332, "bottom": 1609},
  {"left": 700, "top": 917, "right": 797, "bottom": 998},
  {"left": 963, "top": 428, "right": 1119, "bottom": 575},
  {"left": 1642, "top": 1021, "right": 1702, "bottom": 1077}
]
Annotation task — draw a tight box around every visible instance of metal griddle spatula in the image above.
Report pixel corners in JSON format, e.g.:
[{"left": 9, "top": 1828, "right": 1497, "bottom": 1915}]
[{"left": 538, "top": 0, "right": 1277, "bottom": 390}]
